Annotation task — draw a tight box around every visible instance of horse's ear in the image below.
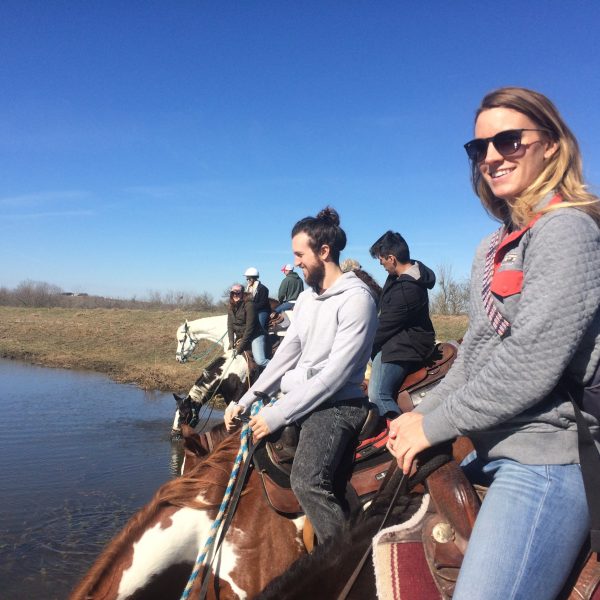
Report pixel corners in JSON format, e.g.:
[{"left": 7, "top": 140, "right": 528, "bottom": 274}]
[{"left": 173, "top": 393, "right": 183, "bottom": 408}]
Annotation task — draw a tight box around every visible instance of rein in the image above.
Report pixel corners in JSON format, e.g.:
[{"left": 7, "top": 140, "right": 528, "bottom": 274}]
[{"left": 180, "top": 400, "right": 262, "bottom": 600}]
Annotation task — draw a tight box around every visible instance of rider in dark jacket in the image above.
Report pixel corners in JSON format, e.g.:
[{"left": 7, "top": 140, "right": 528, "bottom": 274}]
[
  {"left": 227, "top": 284, "right": 259, "bottom": 353},
  {"left": 274, "top": 264, "right": 304, "bottom": 315},
  {"left": 372, "top": 264, "right": 436, "bottom": 362},
  {"left": 242, "top": 268, "right": 270, "bottom": 368},
  {"left": 369, "top": 231, "right": 436, "bottom": 417}
]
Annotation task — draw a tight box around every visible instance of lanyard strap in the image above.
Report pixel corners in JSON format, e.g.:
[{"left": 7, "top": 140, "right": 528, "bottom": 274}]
[{"left": 482, "top": 227, "right": 511, "bottom": 337}]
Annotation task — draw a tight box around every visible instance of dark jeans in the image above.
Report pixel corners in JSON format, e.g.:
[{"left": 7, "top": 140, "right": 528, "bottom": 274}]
[{"left": 290, "top": 398, "right": 369, "bottom": 543}]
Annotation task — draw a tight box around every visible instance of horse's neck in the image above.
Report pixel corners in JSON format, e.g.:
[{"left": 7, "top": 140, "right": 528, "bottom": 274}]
[{"left": 188, "top": 315, "right": 230, "bottom": 350}]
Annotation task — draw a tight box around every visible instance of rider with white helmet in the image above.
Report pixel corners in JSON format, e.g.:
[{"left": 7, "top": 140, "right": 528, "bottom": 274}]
[{"left": 244, "top": 267, "right": 270, "bottom": 368}]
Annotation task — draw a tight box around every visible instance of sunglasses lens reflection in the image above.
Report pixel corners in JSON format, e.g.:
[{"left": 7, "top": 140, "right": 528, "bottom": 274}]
[{"left": 494, "top": 131, "right": 521, "bottom": 156}]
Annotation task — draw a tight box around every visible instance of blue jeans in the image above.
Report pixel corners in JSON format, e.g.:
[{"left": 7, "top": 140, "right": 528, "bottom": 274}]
[
  {"left": 251, "top": 310, "right": 270, "bottom": 368},
  {"left": 274, "top": 301, "right": 294, "bottom": 314},
  {"left": 455, "top": 454, "right": 590, "bottom": 600},
  {"left": 251, "top": 334, "right": 269, "bottom": 368},
  {"left": 368, "top": 351, "right": 411, "bottom": 417},
  {"left": 257, "top": 309, "right": 269, "bottom": 330},
  {"left": 290, "top": 398, "right": 368, "bottom": 543}
]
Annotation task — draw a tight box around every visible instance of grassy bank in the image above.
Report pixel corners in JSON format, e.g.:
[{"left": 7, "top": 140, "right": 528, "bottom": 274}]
[{"left": 0, "top": 306, "right": 468, "bottom": 393}]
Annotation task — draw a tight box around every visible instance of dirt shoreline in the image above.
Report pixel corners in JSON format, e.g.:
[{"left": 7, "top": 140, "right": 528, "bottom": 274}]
[{"left": 0, "top": 306, "right": 468, "bottom": 393}]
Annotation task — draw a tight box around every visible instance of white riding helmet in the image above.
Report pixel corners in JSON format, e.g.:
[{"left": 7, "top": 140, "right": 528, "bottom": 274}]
[{"left": 244, "top": 267, "right": 259, "bottom": 278}]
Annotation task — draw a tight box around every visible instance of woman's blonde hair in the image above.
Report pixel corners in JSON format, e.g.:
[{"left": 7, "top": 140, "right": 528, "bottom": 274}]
[{"left": 470, "top": 87, "right": 600, "bottom": 227}]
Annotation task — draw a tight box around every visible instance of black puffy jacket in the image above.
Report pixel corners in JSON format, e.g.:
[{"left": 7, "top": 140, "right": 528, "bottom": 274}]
[{"left": 372, "top": 261, "right": 436, "bottom": 363}]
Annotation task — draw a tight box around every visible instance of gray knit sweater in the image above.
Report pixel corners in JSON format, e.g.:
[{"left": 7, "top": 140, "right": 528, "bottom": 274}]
[{"left": 416, "top": 207, "right": 600, "bottom": 464}]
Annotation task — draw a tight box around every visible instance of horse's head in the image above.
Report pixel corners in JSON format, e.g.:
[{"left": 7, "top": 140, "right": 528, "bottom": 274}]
[
  {"left": 176, "top": 320, "right": 197, "bottom": 363},
  {"left": 173, "top": 393, "right": 200, "bottom": 428}
]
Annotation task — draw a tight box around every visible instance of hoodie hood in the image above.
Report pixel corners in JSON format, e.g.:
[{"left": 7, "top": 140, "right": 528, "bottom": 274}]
[
  {"left": 397, "top": 261, "right": 436, "bottom": 290},
  {"left": 316, "top": 271, "right": 375, "bottom": 301},
  {"left": 286, "top": 271, "right": 302, "bottom": 281}
]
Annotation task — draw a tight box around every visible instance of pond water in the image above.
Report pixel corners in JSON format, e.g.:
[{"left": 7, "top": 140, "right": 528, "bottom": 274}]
[{"left": 0, "top": 359, "right": 222, "bottom": 600}]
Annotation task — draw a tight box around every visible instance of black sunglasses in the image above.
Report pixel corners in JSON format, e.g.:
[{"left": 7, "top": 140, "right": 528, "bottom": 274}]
[{"left": 464, "top": 128, "right": 551, "bottom": 163}]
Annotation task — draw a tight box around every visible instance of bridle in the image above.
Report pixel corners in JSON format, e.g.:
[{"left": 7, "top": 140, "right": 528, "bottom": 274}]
[
  {"left": 176, "top": 322, "right": 227, "bottom": 363},
  {"left": 176, "top": 322, "right": 198, "bottom": 363}
]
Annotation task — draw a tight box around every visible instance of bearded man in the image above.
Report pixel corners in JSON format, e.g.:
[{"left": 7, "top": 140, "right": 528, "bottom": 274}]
[{"left": 225, "top": 206, "right": 377, "bottom": 543}]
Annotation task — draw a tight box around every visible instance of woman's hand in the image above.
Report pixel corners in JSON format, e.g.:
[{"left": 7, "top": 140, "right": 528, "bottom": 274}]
[
  {"left": 386, "top": 412, "right": 431, "bottom": 475},
  {"left": 249, "top": 414, "right": 271, "bottom": 441},
  {"left": 224, "top": 404, "right": 244, "bottom": 431}
]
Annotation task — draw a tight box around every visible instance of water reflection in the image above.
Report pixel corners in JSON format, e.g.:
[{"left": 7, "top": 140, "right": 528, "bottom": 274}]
[{"left": 0, "top": 359, "right": 222, "bottom": 600}]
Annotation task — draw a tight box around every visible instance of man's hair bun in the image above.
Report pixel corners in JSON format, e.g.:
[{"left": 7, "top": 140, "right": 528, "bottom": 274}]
[
  {"left": 291, "top": 205, "right": 346, "bottom": 264},
  {"left": 316, "top": 206, "right": 340, "bottom": 227}
]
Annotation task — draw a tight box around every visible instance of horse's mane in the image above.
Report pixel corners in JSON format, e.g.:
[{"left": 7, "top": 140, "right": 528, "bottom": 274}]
[{"left": 162, "top": 433, "right": 241, "bottom": 508}]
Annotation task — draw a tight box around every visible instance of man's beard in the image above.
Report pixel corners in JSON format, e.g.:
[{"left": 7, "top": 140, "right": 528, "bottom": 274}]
[{"left": 305, "top": 259, "right": 326, "bottom": 293}]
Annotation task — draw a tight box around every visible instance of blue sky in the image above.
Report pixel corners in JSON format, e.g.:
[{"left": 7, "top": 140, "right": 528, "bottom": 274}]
[{"left": 1, "top": 2, "right": 599, "bottom": 300}]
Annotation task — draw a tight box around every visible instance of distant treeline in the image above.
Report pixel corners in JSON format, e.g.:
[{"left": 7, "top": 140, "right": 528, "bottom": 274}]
[
  {"left": 0, "top": 280, "right": 227, "bottom": 311},
  {"left": 2, "top": 271, "right": 469, "bottom": 315}
]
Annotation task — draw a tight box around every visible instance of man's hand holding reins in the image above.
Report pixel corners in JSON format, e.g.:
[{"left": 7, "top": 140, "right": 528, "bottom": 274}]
[
  {"left": 387, "top": 412, "right": 432, "bottom": 475},
  {"left": 224, "top": 404, "right": 244, "bottom": 431},
  {"left": 249, "top": 414, "right": 271, "bottom": 441}
]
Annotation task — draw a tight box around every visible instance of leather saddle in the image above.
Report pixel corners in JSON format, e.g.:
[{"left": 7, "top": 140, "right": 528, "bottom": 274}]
[
  {"left": 420, "top": 458, "right": 600, "bottom": 599},
  {"left": 397, "top": 342, "right": 459, "bottom": 413},
  {"left": 252, "top": 342, "right": 460, "bottom": 516},
  {"left": 253, "top": 408, "right": 393, "bottom": 516}
]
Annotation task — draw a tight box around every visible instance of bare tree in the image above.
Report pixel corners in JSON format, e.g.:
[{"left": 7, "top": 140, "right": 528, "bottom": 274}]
[{"left": 430, "top": 264, "right": 470, "bottom": 315}]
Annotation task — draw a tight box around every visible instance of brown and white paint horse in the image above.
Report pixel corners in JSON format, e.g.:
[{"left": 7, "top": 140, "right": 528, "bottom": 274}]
[{"left": 70, "top": 433, "right": 306, "bottom": 600}]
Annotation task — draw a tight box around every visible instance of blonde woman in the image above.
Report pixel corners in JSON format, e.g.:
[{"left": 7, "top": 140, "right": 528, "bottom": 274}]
[{"left": 388, "top": 87, "right": 600, "bottom": 599}]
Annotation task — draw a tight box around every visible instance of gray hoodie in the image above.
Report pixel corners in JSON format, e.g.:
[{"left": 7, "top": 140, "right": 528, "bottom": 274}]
[{"left": 237, "top": 271, "right": 378, "bottom": 433}]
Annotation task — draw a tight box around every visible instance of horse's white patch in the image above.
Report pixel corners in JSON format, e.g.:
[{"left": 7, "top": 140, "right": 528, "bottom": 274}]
[
  {"left": 117, "top": 504, "right": 213, "bottom": 599},
  {"left": 292, "top": 516, "right": 306, "bottom": 550},
  {"left": 206, "top": 526, "right": 246, "bottom": 599},
  {"left": 117, "top": 497, "right": 251, "bottom": 600}
]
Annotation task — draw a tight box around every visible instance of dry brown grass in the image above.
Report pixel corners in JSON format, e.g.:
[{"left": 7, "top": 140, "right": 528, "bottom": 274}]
[
  {"left": 0, "top": 307, "right": 218, "bottom": 392},
  {"left": 432, "top": 314, "right": 469, "bottom": 343},
  {"left": 0, "top": 307, "right": 469, "bottom": 392}
]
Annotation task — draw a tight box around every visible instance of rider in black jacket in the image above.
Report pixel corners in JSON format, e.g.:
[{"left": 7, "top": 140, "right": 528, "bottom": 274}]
[{"left": 369, "top": 231, "right": 436, "bottom": 417}]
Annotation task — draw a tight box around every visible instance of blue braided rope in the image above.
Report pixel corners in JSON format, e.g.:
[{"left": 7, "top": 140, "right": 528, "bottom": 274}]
[{"left": 180, "top": 400, "right": 261, "bottom": 599}]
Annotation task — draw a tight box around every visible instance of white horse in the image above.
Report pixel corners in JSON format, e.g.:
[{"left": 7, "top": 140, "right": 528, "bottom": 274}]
[{"left": 175, "top": 313, "right": 292, "bottom": 364}]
